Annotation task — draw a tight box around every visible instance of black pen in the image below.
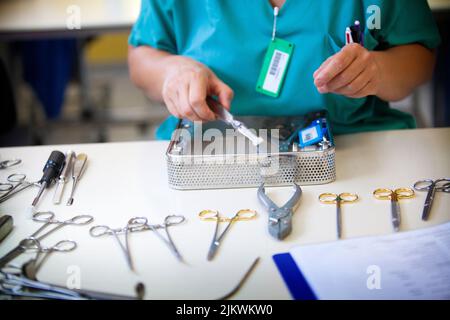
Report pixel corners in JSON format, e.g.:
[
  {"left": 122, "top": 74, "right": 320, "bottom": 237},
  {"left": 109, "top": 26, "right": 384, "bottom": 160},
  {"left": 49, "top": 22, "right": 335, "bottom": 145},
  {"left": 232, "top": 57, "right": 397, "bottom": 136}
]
[{"left": 348, "top": 20, "right": 364, "bottom": 46}]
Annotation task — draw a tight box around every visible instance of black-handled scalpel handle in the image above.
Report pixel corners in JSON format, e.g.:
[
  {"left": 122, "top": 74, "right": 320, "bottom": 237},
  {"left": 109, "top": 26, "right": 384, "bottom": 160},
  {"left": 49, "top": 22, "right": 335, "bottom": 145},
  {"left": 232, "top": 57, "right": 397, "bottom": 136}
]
[
  {"left": 32, "top": 151, "right": 65, "bottom": 207},
  {"left": 40, "top": 151, "right": 66, "bottom": 184}
]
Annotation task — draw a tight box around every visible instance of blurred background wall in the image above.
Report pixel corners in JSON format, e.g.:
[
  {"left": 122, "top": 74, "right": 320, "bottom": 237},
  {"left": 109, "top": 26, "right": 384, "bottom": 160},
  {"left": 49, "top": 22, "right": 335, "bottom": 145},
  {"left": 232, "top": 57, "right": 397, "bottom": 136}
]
[{"left": 0, "top": 0, "right": 449, "bottom": 147}]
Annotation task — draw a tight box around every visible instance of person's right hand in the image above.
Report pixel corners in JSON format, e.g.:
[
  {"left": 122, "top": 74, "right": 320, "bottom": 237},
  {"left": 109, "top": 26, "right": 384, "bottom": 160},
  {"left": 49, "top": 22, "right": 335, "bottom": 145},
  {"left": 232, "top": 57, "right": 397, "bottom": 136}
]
[{"left": 162, "top": 56, "right": 234, "bottom": 121}]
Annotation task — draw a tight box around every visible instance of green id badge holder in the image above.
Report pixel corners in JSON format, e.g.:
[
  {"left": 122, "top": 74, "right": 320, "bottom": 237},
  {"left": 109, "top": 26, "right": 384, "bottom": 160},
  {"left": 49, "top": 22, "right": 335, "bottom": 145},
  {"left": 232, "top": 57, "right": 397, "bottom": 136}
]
[{"left": 256, "top": 38, "right": 294, "bottom": 98}]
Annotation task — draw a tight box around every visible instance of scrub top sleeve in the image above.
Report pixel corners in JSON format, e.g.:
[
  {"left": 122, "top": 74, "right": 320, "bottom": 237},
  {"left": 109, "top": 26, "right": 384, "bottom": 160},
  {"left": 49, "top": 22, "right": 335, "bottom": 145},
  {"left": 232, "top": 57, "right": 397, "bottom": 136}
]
[
  {"left": 376, "top": 0, "right": 441, "bottom": 49},
  {"left": 128, "top": 0, "right": 177, "bottom": 54}
]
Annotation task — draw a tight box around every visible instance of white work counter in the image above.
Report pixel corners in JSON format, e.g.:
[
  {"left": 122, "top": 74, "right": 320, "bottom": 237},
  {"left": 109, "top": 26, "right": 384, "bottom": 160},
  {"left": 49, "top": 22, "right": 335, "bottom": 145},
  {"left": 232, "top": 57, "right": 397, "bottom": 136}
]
[
  {"left": 0, "top": 128, "right": 449, "bottom": 299},
  {"left": 0, "top": 0, "right": 140, "bottom": 39}
]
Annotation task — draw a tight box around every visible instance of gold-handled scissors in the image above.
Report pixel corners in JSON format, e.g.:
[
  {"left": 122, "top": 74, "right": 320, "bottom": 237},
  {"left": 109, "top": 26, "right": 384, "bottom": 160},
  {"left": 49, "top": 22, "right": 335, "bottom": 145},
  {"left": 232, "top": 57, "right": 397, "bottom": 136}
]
[
  {"left": 373, "top": 188, "right": 415, "bottom": 232},
  {"left": 199, "top": 209, "right": 257, "bottom": 261},
  {"left": 319, "top": 193, "right": 358, "bottom": 239},
  {"left": 413, "top": 179, "right": 450, "bottom": 221}
]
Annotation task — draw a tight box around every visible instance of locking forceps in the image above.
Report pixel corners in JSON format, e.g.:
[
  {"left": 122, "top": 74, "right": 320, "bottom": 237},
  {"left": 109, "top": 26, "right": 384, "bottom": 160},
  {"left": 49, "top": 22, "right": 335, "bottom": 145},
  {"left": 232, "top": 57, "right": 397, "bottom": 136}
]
[
  {"left": 89, "top": 220, "right": 136, "bottom": 271},
  {"left": 0, "top": 211, "right": 93, "bottom": 269},
  {"left": 199, "top": 210, "right": 257, "bottom": 261},
  {"left": 257, "top": 183, "right": 302, "bottom": 240},
  {"left": 128, "top": 215, "right": 186, "bottom": 262},
  {"left": 90, "top": 215, "right": 186, "bottom": 270},
  {"left": 21, "top": 238, "right": 77, "bottom": 281},
  {"left": 0, "top": 174, "right": 40, "bottom": 203}
]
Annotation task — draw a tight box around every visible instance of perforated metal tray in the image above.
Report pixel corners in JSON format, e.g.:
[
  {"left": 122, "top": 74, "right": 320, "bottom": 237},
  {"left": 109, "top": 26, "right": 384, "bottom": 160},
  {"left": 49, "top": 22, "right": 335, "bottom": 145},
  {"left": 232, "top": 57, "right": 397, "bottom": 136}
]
[{"left": 166, "top": 116, "right": 336, "bottom": 190}]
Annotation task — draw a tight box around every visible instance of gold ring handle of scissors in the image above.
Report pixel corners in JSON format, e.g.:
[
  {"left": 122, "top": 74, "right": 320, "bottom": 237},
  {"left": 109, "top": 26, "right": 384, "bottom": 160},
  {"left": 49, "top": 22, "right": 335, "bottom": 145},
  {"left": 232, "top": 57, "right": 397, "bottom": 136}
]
[
  {"left": 373, "top": 188, "right": 415, "bottom": 200},
  {"left": 198, "top": 209, "right": 257, "bottom": 222},
  {"left": 319, "top": 193, "right": 359, "bottom": 204}
]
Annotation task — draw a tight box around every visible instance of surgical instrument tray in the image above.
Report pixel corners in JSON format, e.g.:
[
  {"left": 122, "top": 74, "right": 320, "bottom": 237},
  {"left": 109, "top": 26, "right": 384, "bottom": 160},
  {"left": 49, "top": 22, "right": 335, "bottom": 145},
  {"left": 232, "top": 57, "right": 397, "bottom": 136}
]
[{"left": 166, "top": 113, "right": 336, "bottom": 190}]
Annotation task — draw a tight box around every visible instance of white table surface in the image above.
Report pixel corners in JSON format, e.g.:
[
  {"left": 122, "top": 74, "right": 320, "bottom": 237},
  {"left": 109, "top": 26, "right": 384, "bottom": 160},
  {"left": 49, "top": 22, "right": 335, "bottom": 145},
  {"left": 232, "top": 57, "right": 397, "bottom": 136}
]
[
  {"left": 0, "top": 128, "right": 449, "bottom": 300},
  {"left": 0, "top": 0, "right": 140, "bottom": 36}
]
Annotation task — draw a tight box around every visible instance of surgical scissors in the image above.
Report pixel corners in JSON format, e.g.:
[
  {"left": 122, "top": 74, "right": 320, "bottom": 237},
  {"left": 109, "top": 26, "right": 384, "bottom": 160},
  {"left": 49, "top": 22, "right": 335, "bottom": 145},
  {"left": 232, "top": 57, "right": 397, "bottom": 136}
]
[
  {"left": 199, "top": 209, "right": 257, "bottom": 261},
  {"left": 373, "top": 188, "right": 415, "bottom": 232},
  {"left": 0, "top": 174, "right": 40, "bottom": 203},
  {"left": 128, "top": 215, "right": 185, "bottom": 262},
  {"left": 21, "top": 238, "right": 77, "bottom": 281},
  {"left": 413, "top": 178, "right": 450, "bottom": 221},
  {"left": 0, "top": 211, "right": 93, "bottom": 269},
  {"left": 319, "top": 192, "right": 359, "bottom": 239},
  {"left": 0, "top": 159, "right": 21, "bottom": 170}
]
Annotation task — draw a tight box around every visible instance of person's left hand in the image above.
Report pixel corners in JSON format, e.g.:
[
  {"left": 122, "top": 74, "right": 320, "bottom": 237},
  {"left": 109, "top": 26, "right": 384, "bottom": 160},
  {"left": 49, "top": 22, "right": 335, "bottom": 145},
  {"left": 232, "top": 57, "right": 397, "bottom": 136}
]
[{"left": 313, "top": 44, "right": 381, "bottom": 99}]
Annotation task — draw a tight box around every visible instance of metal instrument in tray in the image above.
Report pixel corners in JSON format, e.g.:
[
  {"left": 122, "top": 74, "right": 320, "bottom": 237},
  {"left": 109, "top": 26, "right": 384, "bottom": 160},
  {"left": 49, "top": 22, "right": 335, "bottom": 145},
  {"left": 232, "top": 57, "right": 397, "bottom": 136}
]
[{"left": 166, "top": 114, "right": 336, "bottom": 190}]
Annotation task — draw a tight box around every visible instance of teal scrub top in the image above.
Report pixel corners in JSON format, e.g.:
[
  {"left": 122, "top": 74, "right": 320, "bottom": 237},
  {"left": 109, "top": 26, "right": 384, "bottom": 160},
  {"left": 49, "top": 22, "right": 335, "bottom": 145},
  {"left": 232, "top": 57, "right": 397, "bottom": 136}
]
[{"left": 129, "top": 0, "right": 441, "bottom": 140}]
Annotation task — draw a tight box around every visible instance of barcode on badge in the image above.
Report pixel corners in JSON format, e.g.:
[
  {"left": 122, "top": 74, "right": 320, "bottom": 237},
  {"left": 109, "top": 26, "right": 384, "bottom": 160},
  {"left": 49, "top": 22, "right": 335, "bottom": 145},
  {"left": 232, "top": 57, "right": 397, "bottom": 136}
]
[
  {"left": 263, "top": 49, "right": 289, "bottom": 94},
  {"left": 270, "top": 52, "right": 282, "bottom": 75}
]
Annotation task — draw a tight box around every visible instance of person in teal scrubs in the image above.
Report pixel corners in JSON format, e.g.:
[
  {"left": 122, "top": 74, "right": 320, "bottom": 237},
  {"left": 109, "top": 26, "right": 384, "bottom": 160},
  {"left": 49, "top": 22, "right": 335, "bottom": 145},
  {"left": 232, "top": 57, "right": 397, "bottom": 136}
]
[{"left": 128, "top": 0, "right": 440, "bottom": 140}]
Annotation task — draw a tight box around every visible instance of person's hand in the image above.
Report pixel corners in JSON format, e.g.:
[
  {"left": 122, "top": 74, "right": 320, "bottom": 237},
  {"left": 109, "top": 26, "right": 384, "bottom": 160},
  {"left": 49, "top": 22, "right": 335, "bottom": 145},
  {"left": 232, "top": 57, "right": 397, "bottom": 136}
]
[
  {"left": 313, "top": 44, "right": 381, "bottom": 99},
  {"left": 162, "top": 56, "right": 234, "bottom": 121}
]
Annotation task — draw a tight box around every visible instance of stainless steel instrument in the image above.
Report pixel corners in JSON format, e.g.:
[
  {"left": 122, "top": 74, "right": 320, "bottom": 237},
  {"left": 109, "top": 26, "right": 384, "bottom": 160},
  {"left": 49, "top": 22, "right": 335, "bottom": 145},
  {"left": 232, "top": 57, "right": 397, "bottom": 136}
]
[
  {"left": 413, "top": 178, "right": 450, "bottom": 221},
  {"left": 67, "top": 153, "right": 88, "bottom": 206},
  {"left": 53, "top": 151, "right": 75, "bottom": 204},
  {"left": 166, "top": 115, "right": 336, "bottom": 190},
  {"left": 199, "top": 210, "right": 256, "bottom": 260},
  {"left": 0, "top": 271, "right": 144, "bottom": 300},
  {"left": 207, "top": 97, "right": 263, "bottom": 147},
  {"left": 0, "top": 211, "right": 93, "bottom": 269},
  {"left": 0, "top": 159, "right": 21, "bottom": 170},
  {"left": 90, "top": 215, "right": 186, "bottom": 271},
  {"left": 319, "top": 192, "right": 359, "bottom": 239},
  {"left": 258, "top": 184, "right": 302, "bottom": 240}
]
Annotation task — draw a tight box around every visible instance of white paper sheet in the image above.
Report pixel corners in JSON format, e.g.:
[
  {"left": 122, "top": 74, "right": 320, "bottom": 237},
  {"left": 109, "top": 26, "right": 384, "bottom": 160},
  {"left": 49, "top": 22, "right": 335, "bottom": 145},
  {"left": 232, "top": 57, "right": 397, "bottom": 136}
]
[{"left": 290, "top": 222, "right": 450, "bottom": 300}]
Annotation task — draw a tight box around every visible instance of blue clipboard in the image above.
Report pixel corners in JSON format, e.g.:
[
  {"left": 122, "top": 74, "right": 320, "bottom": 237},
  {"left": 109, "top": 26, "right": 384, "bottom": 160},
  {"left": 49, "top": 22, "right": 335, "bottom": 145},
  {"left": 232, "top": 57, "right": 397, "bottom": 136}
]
[{"left": 272, "top": 253, "right": 317, "bottom": 300}]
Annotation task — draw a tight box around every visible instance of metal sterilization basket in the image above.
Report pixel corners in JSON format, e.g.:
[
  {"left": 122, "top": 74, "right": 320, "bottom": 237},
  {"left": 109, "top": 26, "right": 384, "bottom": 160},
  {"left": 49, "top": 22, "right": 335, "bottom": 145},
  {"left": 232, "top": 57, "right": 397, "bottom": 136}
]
[{"left": 166, "top": 115, "right": 336, "bottom": 190}]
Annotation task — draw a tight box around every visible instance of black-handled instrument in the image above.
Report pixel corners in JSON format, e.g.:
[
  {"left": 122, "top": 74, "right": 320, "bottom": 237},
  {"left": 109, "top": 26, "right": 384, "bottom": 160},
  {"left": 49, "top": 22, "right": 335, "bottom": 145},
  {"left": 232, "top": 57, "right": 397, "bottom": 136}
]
[{"left": 31, "top": 151, "right": 65, "bottom": 207}]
